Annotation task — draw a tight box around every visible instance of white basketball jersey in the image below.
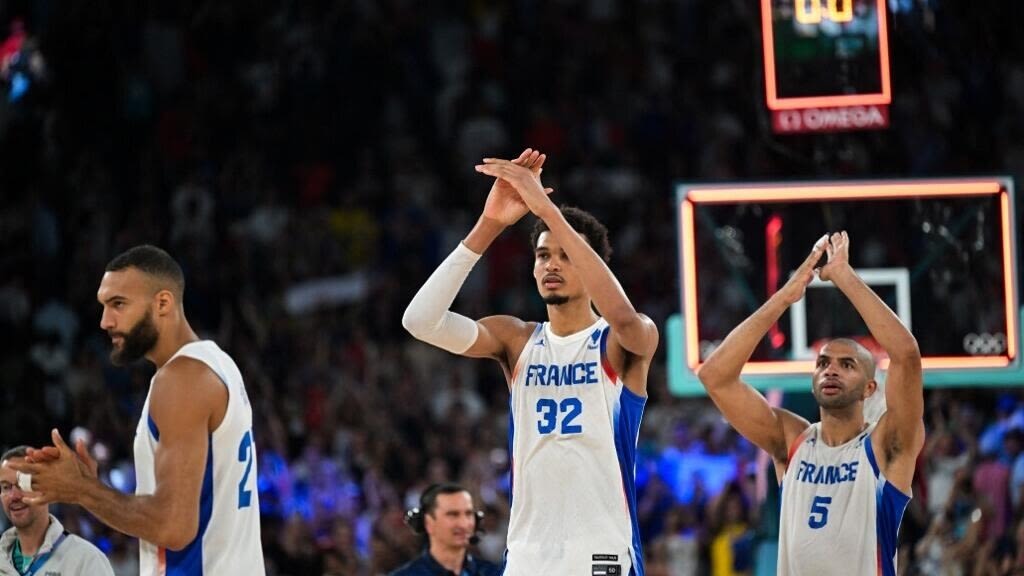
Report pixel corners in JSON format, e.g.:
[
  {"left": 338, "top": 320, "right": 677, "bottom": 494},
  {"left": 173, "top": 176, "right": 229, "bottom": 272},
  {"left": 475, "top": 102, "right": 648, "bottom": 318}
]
[
  {"left": 133, "top": 340, "right": 266, "bottom": 576},
  {"left": 505, "top": 318, "right": 645, "bottom": 576},
  {"left": 778, "top": 422, "right": 910, "bottom": 576}
]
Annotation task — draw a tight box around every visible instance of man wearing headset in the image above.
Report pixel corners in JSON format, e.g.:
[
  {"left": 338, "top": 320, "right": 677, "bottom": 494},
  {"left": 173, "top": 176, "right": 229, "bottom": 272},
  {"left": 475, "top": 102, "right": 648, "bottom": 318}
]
[{"left": 390, "top": 483, "right": 500, "bottom": 576}]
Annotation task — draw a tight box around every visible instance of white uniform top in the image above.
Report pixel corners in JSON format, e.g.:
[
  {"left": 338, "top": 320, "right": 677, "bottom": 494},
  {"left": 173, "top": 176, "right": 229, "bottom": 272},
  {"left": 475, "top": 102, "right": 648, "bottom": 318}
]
[
  {"left": 505, "top": 318, "right": 646, "bottom": 576},
  {"left": 133, "top": 340, "right": 266, "bottom": 576},
  {"left": 778, "top": 422, "right": 910, "bottom": 576}
]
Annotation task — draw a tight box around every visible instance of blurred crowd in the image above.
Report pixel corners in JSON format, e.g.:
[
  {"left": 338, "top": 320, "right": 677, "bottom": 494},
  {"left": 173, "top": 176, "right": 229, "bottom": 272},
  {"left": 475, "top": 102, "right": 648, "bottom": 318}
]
[{"left": 1, "top": 0, "right": 1022, "bottom": 574}]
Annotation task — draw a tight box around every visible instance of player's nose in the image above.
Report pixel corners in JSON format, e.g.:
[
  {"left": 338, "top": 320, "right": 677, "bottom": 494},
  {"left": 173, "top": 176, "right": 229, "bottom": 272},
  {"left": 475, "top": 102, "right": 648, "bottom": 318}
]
[{"left": 99, "top": 309, "right": 115, "bottom": 331}]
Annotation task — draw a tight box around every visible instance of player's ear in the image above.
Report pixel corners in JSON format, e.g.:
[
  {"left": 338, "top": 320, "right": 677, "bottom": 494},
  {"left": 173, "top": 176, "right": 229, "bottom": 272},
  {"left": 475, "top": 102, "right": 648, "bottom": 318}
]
[
  {"left": 863, "top": 378, "right": 878, "bottom": 399},
  {"left": 154, "top": 289, "right": 176, "bottom": 316}
]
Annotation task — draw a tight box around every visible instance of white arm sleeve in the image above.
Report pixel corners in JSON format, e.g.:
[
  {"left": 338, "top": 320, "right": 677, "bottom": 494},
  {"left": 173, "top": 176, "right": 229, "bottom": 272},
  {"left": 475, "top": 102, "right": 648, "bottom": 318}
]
[{"left": 402, "top": 242, "right": 482, "bottom": 354}]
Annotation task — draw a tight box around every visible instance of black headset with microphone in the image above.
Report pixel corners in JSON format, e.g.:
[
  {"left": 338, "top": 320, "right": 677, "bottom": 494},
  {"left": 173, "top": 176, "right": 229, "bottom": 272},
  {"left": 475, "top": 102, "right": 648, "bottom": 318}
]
[{"left": 404, "top": 482, "right": 485, "bottom": 545}]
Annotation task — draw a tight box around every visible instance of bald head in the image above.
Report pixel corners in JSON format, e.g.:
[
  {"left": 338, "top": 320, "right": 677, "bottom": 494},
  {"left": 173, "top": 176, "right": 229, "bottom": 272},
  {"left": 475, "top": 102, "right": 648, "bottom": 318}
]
[
  {"left": 823, "top": 338, "right": 877, "bottom": 379},
  {"left": 105, "top": 245, "right": 185, "bottom": 300}
]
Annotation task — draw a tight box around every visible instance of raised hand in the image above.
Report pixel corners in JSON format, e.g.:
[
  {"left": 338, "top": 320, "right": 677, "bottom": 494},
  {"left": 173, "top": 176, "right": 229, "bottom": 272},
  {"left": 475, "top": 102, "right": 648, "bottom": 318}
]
[
  {"left": 776, "top": 234, "right": 829, "bottom": 305},
  {"left": 8, "top": 429, "right": 97, "bottom": 505},
  {"left": 480, "top": 149, "right": 552, "bottom": 226},
  {"left": 74, "top": 437, "right": 100, "bottom": 478},
  {"left": 817, "top": 231, "right": 851, "bottom": 282},
  {"left": 25, "top": 445, "right": 60, "bottom": 463},
  {"left": 26, "top": 436, "right": 96, "bottom": 477},
  {"left": 476, "top": 157, "right": 556, "bottom": 220}
]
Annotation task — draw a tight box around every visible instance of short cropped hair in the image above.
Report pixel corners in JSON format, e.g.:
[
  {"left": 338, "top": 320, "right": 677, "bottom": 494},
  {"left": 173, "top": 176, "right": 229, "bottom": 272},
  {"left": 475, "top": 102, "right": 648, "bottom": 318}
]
[
  {"left": 1, "top": 446, "right": 29, "bottom": 462},
  {"left": 106, "top": 245, "right": 186, "bottom": 298},
  {"left": 421, "top": 483, "right": 470, "bottom": 516}
]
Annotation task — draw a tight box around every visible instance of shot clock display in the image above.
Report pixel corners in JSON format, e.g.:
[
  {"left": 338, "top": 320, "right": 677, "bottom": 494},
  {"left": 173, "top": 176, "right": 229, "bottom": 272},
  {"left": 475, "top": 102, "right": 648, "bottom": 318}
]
[{"left": 761, "top": 0, "right": 892, "bottom": 133}]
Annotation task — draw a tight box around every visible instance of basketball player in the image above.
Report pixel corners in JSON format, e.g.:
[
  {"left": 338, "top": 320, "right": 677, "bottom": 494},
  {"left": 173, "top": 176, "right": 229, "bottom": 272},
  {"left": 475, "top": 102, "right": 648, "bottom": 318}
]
[
  {"left": 697, "top": 232, "right": 924, "bottom": 575},
  {"left": 10, "top": 245, "right": 265, "bottom": 576},
  {"left": 403, "top": 149, "right": 658, "bottom": 575}
]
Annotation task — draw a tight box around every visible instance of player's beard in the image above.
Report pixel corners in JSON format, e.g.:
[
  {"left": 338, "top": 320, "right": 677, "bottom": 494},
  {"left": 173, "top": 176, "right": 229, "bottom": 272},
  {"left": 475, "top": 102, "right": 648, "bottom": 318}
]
[
  {"left": 543, "top": 294, "right": 570, "bottom": 306},
  {"left": 813, "top": 381, "right": 864, "bottom": 410},
  {"left": 110, "top": 310, "right": 159, "bottom": 366}
]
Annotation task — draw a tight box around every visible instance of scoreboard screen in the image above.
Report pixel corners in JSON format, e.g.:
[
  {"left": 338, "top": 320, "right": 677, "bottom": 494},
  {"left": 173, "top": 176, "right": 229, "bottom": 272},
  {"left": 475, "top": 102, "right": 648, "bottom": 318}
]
[{"left": 761, "top": 0, "right": 891, "bottom": 132}]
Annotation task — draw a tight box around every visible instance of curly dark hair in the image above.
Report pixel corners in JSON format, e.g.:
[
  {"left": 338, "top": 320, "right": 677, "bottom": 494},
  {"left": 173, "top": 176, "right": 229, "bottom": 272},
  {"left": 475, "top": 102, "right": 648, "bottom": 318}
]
[{"left": 530, "top": 205, "right": 612, "bottom": 262}]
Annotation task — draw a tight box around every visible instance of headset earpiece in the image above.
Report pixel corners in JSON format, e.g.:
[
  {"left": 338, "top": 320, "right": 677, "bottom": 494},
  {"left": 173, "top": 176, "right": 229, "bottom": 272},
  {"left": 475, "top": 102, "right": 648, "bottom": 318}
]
[
  {"left": 404, "top": 506, "right": 426, "bottom": 534},
  {"left": 470, "top": 509, "right": 485, "bottom": 545}
]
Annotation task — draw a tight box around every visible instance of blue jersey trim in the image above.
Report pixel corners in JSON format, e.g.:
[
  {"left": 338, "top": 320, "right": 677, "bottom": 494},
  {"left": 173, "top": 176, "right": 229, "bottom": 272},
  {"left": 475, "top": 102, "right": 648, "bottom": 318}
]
[
  {"left": 864, "top": 433, "right": 880, "bottom": 478},
  {"left": 875, "top": 479, "right": 910, "bottom": 576},
  {"left": 507, "top": 395, "right": 515, "bottom": 507},
  {"left": 865, "top": 434, "right": 911, "bottom": 576},
  {"left": 147, "top": 415, "right": 160, "bottom": 442},
  {"left": 166, "top": 435, "right": 215, "bottom": 575},
  {"left": 613, "top": 386, "right": 647, "bottom": 576}
]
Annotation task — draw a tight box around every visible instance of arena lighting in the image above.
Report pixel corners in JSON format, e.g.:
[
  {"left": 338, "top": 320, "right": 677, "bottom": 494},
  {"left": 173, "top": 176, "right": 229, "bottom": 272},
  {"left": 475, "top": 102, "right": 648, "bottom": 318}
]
[
  {"left": 680, "top": 200, "right": 700, "bottom": 368},
  {"left": 676, "top": 178, "right": 1018, "bottom": 384},
  {"left": 686, "top": 181, "right": 1003, "bottom": 203},
  {"left": 1002, "top": 191, "right": 1018, "bottom": 359},
  {"left": 733, "top": 356, "right": 1012, "bottom": 376},
  {"left": 766, "top": 215, "right": 786, "bottom": 349}
]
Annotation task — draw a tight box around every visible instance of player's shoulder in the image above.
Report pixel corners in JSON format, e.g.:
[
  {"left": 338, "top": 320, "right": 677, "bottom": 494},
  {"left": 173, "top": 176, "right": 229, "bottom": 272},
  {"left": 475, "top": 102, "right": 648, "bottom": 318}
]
[
  {"left": 601, "top": 313, "right": 659, "bottom": 365},
  {"left": 151, "top": 346, "right": 228, "bottom": 411},
  {"left": 156, "top": 354, "right": 219, "bottom": 386},
  {"left": 776, "top": 410, "right": 815, "bottom": 463}
]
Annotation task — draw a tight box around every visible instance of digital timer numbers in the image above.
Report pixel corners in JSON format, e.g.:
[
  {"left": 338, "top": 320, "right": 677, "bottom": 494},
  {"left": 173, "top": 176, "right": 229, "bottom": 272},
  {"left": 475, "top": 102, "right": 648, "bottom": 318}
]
[{"left": 794, "top": 0, "right": 854, "bottom": 24}]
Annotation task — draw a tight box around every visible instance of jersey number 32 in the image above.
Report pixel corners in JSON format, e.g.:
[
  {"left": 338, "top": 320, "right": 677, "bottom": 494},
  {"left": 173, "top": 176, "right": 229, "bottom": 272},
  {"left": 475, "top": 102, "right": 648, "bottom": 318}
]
[{"left": 536, "top": 398, "right": 583, "bottom": 435}]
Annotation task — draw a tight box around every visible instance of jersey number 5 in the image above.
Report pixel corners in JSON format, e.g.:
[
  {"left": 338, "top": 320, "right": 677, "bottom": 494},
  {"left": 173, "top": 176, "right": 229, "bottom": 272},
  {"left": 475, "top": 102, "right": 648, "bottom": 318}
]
[
  {"left": 536, "top": 398, "right": 583, "bottom": 435},
  {"left": 808, "top": 495, "right": 832, "bottom": 529}
]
